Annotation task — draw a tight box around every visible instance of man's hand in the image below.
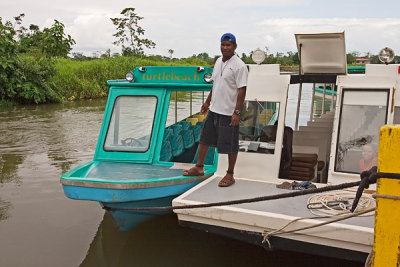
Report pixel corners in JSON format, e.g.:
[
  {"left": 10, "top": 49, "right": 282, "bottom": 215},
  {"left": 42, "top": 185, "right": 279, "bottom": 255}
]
[
  {"left": 201, "top": 102, "right": 210, "bottom": 114},
  {"left": 230, "top": 113, "right": 240, "bottom": 126}
]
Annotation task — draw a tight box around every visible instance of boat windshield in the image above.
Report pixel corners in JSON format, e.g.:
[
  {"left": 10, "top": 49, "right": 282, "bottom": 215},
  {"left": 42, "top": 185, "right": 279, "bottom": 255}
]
[
  {"left": 335, "top": 89, "right": 389, "bottom": 174},
  {"left": 104, "top": 96, "right": 157, "bottom": 152},
  {"left": 239, "top": 100, "right": 279, "bottom": 154}
]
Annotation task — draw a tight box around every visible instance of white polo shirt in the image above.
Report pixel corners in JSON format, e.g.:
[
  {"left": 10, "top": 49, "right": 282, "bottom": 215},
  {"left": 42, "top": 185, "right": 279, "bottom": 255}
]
[{"left": 209, "top": 54, "right": 248, "bottom": 116}]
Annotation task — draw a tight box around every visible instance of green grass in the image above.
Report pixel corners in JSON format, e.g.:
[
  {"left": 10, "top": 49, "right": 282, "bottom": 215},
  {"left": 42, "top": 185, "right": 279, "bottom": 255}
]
[{"left": 52, "top": 56, "right": 210, "bottom": 101}]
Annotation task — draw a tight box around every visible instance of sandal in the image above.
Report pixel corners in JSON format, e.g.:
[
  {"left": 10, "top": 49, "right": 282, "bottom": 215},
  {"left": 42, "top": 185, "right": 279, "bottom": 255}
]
[
  {"left": 218, "top": 170, "right": 235, "bottom": 187},
  {"left": 183, "top": 164, "right": 204, "bottom": 176}
]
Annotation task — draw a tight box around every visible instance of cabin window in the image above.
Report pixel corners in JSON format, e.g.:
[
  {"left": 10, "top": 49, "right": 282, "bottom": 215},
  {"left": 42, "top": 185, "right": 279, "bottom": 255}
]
[
  {"left": 335, "top": 89, "right": 389, "bottom": 174},
  {"left": 104, "top": 96, "right": 157, "bottom": 152},
  {"left": 238, "top": 100, "right": 279, "bottom": 154}
]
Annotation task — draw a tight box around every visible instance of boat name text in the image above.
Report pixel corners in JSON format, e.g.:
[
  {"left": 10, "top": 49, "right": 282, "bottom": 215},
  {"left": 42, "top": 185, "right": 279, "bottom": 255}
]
[{"left": 142, "top": 72, "right": 200, "bottom": 81}]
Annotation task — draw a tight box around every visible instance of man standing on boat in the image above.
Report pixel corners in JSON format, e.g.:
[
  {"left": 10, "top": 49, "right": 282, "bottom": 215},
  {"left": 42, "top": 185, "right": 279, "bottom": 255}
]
[{"left": 183, "top": 33, "right": 248, "bottom": 187}]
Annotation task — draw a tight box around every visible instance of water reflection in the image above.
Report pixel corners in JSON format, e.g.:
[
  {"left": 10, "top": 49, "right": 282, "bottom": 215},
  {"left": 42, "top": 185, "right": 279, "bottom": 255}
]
[
  {"left": 0, "top": 199, "right": 11, "bottom": 221},
  {"left": 81, "top": 212, "right": 361, "bottom": 267},
  {"left": 0, "top": 99, "right": 106, "bottom": 179},
  {"left": 82, "top": 212, "right": 273, "bottom": 267},
  {"left": 0, "top": 154, "right": 24, "bottom": 184}
]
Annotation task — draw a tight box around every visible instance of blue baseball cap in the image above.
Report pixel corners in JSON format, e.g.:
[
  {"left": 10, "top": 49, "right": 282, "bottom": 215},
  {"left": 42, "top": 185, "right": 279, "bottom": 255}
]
[{"left": 221, "top": 33, "right": 236, "bottom": 44}]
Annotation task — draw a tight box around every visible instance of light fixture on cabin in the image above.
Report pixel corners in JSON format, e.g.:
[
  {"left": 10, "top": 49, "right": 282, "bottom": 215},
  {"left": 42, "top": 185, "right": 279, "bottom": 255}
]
[
  {"left": 378, "top": 47, "right": 395, "bottom": 64},
  {"left": 125, "top": 71, "right": 134, "bottom": 82},
  {"left": 203, "top": 72, "right": 212, "bottom": 83},
  {"left": 138, "top": 66, "right": 147, "bottom": 72},
  {"left": 251, "top": 48, "right": 266, "bottom": 65},
  {"left": 197, "top": 67, "right": 205, "bottom": 72}
]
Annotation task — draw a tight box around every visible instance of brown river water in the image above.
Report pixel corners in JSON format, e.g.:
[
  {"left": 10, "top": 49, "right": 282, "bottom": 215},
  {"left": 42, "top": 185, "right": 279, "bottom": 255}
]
[{"left": 0, "top": 91, "right": 362, "bottom": 266}]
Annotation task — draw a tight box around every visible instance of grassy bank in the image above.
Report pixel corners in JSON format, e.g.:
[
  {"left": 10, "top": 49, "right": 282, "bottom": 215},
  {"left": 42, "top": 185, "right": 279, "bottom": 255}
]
[
  {"left": 52, "top": 56, "right": 210, "bottom": 101},
  {"left": 0, "top": 55, "right": 209, "bottom": 107}
]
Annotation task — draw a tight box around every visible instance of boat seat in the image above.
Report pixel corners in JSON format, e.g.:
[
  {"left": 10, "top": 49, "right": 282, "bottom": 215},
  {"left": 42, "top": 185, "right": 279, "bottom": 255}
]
[
  {"left": 288, "top": 153, "right": 318, "bottom": 181},
  {"left": 192, "top": 124, "right": 202, "bottom": 142},
  {"left": 181, "top": 129, "right": 195, "bottom": 149},
  {"left": 169, "top": 134, "right": 184, "bottom": 157},
  {"left": 186, "top": 118, "right": 198, "bottom": 126},
  {"left": 163, "top": 129, "right": 173, "bottom": 141},
  {"left": 205, "top": 147, "right": 216, "bottom": 165},
  {"left": 192, "top": 146, "right": 216, "bottom": 165},
  {"left": 159, "top": 140, "right": 173, "bottom": 162},
  {"left": 193, "top": 114, "right": 206, "bottom": 122},
  {"left": 258, "top": 109, "right": 274, "bottom": 126},
  {"left": 179, "top": 121, "right": 191, "bottom": 130},
  {"left": 257, "top": 125, "right": 293, "bottom": 179},
  {"left": 169, "top": 124, "right": 183, "bottom": 135}
]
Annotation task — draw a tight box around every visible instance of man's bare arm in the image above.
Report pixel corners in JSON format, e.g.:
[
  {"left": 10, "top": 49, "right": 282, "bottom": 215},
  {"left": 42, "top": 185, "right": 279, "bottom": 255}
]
[
  {"left": 230, "top": 86, "right": 246, "bottom": 126},
  {"left": 201, "top": 86, "right": 213, "bottom": 114}
]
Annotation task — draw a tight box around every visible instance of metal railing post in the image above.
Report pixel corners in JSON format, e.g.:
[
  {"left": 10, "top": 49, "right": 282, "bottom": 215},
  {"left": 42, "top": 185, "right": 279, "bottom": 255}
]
[
  {"left": 295, "top": 83, "right": 303, "bottom": 130},
  {"left": 310, "top": 83, "right": 316, "bottom": 121}
]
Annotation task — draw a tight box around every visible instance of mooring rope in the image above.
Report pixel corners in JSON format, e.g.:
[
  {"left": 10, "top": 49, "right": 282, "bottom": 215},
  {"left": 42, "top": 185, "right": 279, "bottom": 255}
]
[
  {"left": 103, "top": 180, "right": 361, "bottom": 212},
  {"left": 372, "top": 193, "right": 400, "bottom": 201},
  {"left": 261, "top": 207, "right": 375, "bottom": 248},
  {"left": 102, "top": 167, "right": 400, "bottom": 212}
]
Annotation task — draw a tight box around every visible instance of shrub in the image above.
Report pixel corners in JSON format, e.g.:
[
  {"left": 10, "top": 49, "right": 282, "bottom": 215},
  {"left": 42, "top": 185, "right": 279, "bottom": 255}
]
[{"left": 51, "top": 56, "right": 210, "bottom": 100}]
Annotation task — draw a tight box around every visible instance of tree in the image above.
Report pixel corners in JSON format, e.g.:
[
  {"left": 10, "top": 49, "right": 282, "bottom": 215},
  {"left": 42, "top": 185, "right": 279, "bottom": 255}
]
[
  {"left": 168, "top": 49, "right": 174, "bottom": 59},
  {"left": 0, "top": 14, "right": 62, "bottom": 104},
  {"left": 264, "top": 46, "right": 269, "bottom": 56},
  {"left": 111, "top": 8, "right": 156, "bottom": 55},
  {"left": 101, "top": 49, "right": 111, "bottom": 58},
  {"left": 17, "top": 19, "right": 75, "bottom": 58},
  {"left": 0, "top": 16, "right": 20, "bottom": 101},
  {"left": 40, "top": 20, "right": 75, "bottom": 57},
  {"left": 72, "top": 52, "right": 90, "bottom": 61},
  {"left": 346, "top": 53, "right": 356, "bottom": 64}
]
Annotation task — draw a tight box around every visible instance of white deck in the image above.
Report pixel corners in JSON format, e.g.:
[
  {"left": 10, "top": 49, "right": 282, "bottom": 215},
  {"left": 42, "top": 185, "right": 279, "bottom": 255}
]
[
  {"left": 172, "top": 49, "right": 400, "bottom": 259},
  {"left": 173, "top": 175, "right": 374, "bottom": 254}
]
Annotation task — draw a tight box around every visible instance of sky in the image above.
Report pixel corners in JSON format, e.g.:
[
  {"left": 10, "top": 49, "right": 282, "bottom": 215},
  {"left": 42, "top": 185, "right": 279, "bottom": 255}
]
[{"left": 2, "top": 0, "right": 400, "bottom": 58}]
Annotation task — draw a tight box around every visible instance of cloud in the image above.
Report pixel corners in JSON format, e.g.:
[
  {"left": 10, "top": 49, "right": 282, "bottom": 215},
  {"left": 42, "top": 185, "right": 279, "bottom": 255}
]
[
  {"left": 67, "top": 16, "right": 400, "bottom": 58},
  {"left": 227, "top": 0, "right": 312, "bottom": 7},
  {"left": 66, "top": 13, "right": 118, "bottom": 54},
  {"left": 256, "top": 18, "right": 400, "bottom": 55},
  {"left": 3, "top": 1, "right": 399, "bottom": 58}
]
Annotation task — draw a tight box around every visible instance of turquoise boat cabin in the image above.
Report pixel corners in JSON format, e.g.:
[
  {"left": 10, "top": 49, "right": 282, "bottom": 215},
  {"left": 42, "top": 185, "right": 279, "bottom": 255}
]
[{"left": 61, "top": 66, "right": 225, "bottom": 230}]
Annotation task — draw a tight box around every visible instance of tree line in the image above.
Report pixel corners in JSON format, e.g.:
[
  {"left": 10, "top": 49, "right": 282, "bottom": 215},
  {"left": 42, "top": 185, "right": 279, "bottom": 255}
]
[
  {"left": 1, "top": 8, "right": 398, "bottom": 106},
  {"left": 0, "top": 14, "right": 75, "bottom": 105}
]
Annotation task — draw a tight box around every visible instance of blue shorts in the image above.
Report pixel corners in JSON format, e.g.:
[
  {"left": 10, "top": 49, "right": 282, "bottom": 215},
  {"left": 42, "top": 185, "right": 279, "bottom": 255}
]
[{"left": 199, "top": 111, "right": 239, "bottom": 154}]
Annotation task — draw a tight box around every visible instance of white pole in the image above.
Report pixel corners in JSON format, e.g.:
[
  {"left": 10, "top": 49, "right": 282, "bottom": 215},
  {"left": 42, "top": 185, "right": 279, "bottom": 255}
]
[{"left": 295, "top": 83, "right": 303, "bottom": 130}]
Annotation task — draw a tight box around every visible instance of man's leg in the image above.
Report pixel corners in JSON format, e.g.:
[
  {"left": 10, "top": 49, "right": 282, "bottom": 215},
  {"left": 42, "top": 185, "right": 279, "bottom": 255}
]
[
  {"left": 183, "top": 111, "right": 216, "bottom": 176},
  {"left": 183, "top": 144, "right": 210, "bottom": 176},
  {"left": 218, "top": 152, "right": 237, "bottom": 187},
  {"left": 227, "top": 152, "right": 238, "bottom": 173},
  {"left": 197, "top": 143, "right": 210, "bottom": 166}
]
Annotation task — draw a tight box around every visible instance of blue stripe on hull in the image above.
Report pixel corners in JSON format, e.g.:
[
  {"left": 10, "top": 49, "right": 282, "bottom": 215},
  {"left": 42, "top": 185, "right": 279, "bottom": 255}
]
[{"left": 62, "top": 181, "right": 200, "bottom": 203}]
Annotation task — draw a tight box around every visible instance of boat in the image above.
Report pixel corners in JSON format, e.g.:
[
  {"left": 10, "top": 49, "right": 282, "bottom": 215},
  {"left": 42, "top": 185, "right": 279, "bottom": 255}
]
[
  {"left": 172, "top": 32, "right": 400, "bottom": 262},
  {"left": 60, "top": 66, "right": 220, "bottom": 231}
]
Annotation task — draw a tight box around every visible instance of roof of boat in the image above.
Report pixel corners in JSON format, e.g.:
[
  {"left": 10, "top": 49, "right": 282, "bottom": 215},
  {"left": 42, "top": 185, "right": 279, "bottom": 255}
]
[{"left": 107, "top": 66, "right": 213, "bottom": 90}]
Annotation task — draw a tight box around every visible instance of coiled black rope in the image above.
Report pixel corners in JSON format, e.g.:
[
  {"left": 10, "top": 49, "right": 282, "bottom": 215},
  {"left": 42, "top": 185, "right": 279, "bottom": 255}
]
[
  {"left": 103, "top": 167, "right": 400, "bottom": 212},
  {"left": 350, "top": 166, "right": 400, "bottom": 212}
]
